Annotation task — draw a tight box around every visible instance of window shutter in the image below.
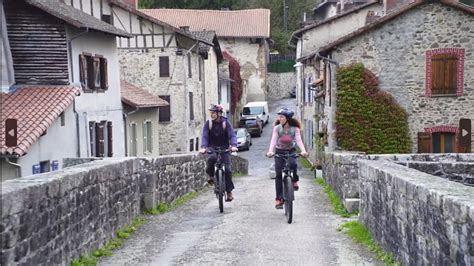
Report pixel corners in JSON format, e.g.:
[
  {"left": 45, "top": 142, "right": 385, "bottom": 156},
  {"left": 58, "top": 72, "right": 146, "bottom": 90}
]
[
  {"left": 432, "top": 54, "right": 457, "bottom": 95},
  {"left": 86, "top": 56, "right": 95, "bottom": 89},
  {"left": 189, "top": 92, "right": 194, "bottom": 121},
  {"left": 89, "top": 121, "right": 96, "bottom": 156},
  {"left": 417, "top": 132, "right": 432, "bottom": 153},
  {"left": 159, "top": 56, "right": 169, "bottom": 77},
  {"left": 96, "top": 122, "right": 105, "bottom": 157},
  {"left": 143, "top": 122, "right": 147, "bottom": 153},
  {"left": 107, "top": 121, "right": 113, "bottom": 157},
  {"left": 79, "top": 54, "right": 87, "bottom": 88},
  {"left": 159, "top": 95, "right": 171, "bottom": 122},
  {"left": 187, "top": 53, "right": 192, "bottom": 78},
  {"left": 100, "top": 58, "right": 109, "bottom": 90}
]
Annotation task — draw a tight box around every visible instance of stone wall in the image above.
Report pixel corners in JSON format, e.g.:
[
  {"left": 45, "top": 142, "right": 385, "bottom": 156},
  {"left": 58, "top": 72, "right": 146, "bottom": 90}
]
[
  {"left": 396, "top": 161, "right": 474, "bottom": 186},
  {"left": 323, "top": 152, "right": 474, "bottom": 212},
  {"left": 267, "top": 72, "right": 296, "bottom": 100},
  {"left": 358, "top": 160, "right": 474, "bottom": 265},
  {"left": 331, "top": 3, "right": 474, "bottom": 152},
  {"left": 1, "top": 154, "right": 248, "bottom": 265}
]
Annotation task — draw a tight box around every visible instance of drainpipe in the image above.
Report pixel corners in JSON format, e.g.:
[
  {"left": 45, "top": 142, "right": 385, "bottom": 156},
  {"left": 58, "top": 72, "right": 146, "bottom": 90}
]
[
  {"left": 5, "top": 156, "right": 21, "bottom": 178},
  {"left": 183, "top": 41, "right": 199, "bottom": 153},
  {"left": 316, "top": 52, "right": 340, "bottom": 152},
  {"left": 68, "top": 28, "right": 89, "bottom": 157}
]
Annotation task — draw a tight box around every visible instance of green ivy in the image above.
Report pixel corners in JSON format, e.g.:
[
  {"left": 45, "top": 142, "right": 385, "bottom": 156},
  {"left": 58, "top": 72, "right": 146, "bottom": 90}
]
[{"left": 336, "top": 64, "right": 411, "bottom": 154}]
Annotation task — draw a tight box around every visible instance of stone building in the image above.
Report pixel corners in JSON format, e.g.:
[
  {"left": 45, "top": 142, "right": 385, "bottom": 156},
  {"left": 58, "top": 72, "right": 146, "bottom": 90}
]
[
  {"left": 141, "top": 8, "right": 271, "bottom": 103},
  {"left": 0, "top": 0, "right": 130, "bottom": 179},
  {"left": 300, "top": 0, "right": 474, "bottom": 154}
]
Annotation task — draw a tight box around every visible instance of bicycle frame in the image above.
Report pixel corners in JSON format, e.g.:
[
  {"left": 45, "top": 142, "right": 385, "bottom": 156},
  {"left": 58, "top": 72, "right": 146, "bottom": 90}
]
[{"left": 207, "top": 148, "right": 230, "bottom": 213}]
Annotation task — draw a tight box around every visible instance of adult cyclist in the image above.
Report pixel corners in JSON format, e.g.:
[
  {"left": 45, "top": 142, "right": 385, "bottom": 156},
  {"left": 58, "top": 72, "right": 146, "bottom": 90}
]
[
  {"left": 199, "top": 104, "right": 238, "bottom": 201},
  {"left": 266, "top": 107, "right": 308, "bottom": 208}
]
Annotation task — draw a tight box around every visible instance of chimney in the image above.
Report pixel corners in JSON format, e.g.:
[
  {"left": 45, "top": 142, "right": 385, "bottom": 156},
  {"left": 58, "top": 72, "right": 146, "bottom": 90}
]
[{"left": 180, "top": 26, "right": 190, "bottom": 32}]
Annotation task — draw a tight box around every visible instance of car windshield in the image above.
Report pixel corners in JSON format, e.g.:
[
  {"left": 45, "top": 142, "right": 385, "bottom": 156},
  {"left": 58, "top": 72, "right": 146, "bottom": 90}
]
[
  {"left": 235, "top": 129, "right": 246, "bottom": 137},
  {"left": 242, "top": 106, "right": 263, "bottom": 115}
]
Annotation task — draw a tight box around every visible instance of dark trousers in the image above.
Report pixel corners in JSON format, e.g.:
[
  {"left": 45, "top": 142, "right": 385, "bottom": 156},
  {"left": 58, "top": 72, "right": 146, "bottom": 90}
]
[
  {"left": 206, "top": 152, "right": 234, "bottom": 193},
  {"left": 274, "top": 149, "right": 298, "bottom": 200}
]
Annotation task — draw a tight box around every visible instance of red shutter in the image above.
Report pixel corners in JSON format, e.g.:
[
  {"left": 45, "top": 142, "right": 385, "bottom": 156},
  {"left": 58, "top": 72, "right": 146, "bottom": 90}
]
[
  {"left": 418, "top": 132, "right": 432, "bottom": 153},
  {"left": 107, "top": 121, "right": 113, "bottom": 157},
  {"left": 96, "top": 122, "right": 105, "bottom": 157},
  {"left": 100, "top": 58, "right": 109, "bottom": 90}
]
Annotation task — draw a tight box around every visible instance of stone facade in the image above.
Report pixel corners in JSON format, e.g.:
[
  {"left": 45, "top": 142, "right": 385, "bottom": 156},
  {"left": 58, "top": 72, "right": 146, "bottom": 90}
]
[
  {"left": 329, "top": 3, "right": 474, "bottom": 152},
  {"left": 219, "top": 38, "right": 268, "bottom": 102},
  {"left": 1, "top": 154, "right": 248, "bottom": 265},
  {"left": 267, "top": 72, "right": 296, "bottom": 100},
  {"left": 119, "top": 48, "right": 206, "bottom": 155},
  {"left": 358, "top": 159, "right": 474, "bottom": 265}
]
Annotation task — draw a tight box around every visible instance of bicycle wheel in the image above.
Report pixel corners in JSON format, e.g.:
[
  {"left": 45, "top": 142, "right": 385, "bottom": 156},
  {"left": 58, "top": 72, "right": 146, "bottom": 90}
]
[
  {"left": 284, "top": 175, "right": 294, "bottom": 224},
  {"left": 217, "top": 169, "right": 225, "bottom": 213}
]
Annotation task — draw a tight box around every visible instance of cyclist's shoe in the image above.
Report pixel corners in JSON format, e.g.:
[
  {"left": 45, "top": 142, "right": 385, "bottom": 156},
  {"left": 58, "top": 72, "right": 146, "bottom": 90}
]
[
  {"left": 207, "top": 177, "right": 214, "bottom": 185},
  {"left": 226, "top": 192, "right": 234, "bottom": 202},
  {"left": 293, "top": 181, "right": 299, "bottom": 191},
  {"left": 274, "top": 199, "right": 284, "bottom": 209}
]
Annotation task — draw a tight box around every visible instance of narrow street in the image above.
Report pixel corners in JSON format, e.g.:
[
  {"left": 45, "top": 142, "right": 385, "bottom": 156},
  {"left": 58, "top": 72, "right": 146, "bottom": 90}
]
[{"left": 99, "top": 98, "right": 381, "bottom": 265}]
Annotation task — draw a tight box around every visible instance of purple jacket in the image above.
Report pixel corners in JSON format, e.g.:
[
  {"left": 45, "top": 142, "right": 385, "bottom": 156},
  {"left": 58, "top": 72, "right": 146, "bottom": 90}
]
[{"left": 201, "top": 117, "right": 237, "bottom": 148}]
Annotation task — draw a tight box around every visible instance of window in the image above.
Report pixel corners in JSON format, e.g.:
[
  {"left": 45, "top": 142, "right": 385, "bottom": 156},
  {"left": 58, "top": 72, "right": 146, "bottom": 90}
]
[
  {"left": 195, "top": 137, "right": 199, "bottom": 151},
  {"left": 89, "top": 121, "right": 113, "bottom": 157},
  {"left": 159, "top": 95, "right": 171, "bottom": 122},
  {"left": 425, "top": 48, "right": 464, "bottom": 96},
  {"left": 159, "top": 56, "right": 170, "bottom": 77},
  {"left": 189, "top": 92, "right": 194, "bottom": 121},
  {"left": 79, "top": 53, "right": 108, "bottom": 91},
  {"left": 130, "top": 123, "right": 137, "bottom": 156},
  {"left": 143, "top": 121, "right": 153, "bottom": 154},
  {"left": 190, "top": 138, "right": 194, "bottom": 151},
  {"left": 432, "top": 132, "right": 455, "bottom": 153},
  {"left": 60, "top": 112, "right": 65, "bottom": 126},
  {"left": 198, "top": 58, "right": 203, "bottom": 81},
  {"left": 101, "top": 14, "right": 111, "bottom": 24},
  {"left": 40, "top": 161, "right": 50, "bottom": 173},
  {"left": 187, "top": 53, "right": 192, "bottom": 78}
]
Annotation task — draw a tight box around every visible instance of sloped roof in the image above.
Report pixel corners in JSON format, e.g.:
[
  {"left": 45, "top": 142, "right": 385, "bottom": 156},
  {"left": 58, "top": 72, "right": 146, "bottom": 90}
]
[
  {"left": 141, "top": 8, "right": 271, "bottom": 38},
  {"left": 26, "top": 0, "right": 131, "bottom": 37},
  {"left": 0, "top": 86, "right": 80, "bottom": 156},
  {"left": 121, "top": 80, "right": 169, "bottom": 108},
  {"left": 318, "top": 0, "right": 474, "bottom": 54},
  {"left": 191, "top": 31, "right": 224, "bottom": 61},
  {"left": 290, "top": 1, "right": 380, "bottom": 46}
]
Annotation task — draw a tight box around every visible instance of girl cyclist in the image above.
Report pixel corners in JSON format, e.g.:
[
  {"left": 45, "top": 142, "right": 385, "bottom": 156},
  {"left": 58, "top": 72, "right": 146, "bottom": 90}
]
[{"left": 266, "top": 107, "right": 308, "bottom": 209}]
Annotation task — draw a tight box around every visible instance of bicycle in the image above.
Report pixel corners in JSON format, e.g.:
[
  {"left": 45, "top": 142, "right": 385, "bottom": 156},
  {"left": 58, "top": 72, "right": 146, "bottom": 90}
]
[
  {"left": 207, "top": 148, "right": 231, "bottom": 213},
  {"left": 268, "top": 152, "right": 300, "bottom": 224}
]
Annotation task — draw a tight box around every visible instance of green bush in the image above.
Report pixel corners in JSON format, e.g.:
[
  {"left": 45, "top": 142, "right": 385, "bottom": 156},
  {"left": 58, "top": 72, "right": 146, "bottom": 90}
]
[{"left": 336, "top": 63, "right": 411, "bottom": 153}]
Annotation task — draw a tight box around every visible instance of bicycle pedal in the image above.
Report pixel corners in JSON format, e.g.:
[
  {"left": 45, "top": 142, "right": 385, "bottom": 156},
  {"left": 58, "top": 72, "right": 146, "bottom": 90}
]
[{"left": 275, "top": 205, "right": 283, "bottom": 209}]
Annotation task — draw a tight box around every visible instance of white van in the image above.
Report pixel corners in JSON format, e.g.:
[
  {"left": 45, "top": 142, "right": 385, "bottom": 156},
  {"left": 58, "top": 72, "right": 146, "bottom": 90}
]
[{"left": 241, "top": 101, "right": 269, "bottom": 125}]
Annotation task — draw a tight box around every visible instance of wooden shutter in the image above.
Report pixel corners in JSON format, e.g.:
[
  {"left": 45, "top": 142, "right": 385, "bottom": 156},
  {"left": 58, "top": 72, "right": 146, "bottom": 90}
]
[
  {"left": 96, "top": 122, "right": 105, "bottom": 157},
  {"left": 189, "top": 92, "right": 194, "bottom": 121},
  {"left": 159, "top": 95, "right": 171, "bottom": 122},
  {"left": 418, "top": 132, "right": 432, "bottom": 153},
  {"left": 86, "top": 56, "right": 95, "bottom": 89},
  {"left": 89, "top": 121, "right": 96, "bottom": 156},
  {"left": 79, "top": 54, "right": 87, "bottom": 88},
  {"left": 159, "top": 56, "right": 169, "bottom": 77},
  {"left": 432, "top": 54, "right": 457, "bottom": 95},
  {"left": 107, "top": 121, "right": 113, "bottom": 157},
  {"left": 100, "top": 58, "right": 108, "bottom": 90}
]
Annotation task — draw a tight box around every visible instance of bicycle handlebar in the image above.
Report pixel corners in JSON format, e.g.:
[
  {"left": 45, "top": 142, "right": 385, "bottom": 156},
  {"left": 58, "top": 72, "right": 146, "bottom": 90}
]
[
  {"left": 266, "top": 153, "right": 301, "bottom": 159},
  {"left": 206, "top": 148, "right": 231, "bottom": 154}
]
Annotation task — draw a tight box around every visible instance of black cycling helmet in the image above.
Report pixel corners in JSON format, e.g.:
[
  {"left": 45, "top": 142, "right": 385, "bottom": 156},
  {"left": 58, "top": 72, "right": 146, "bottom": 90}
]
[
  {"left": 208, "top": 104, "right": 224, "bottom": 113},
  {"left": 276, "top": 107, "right": 294, "bottom": 119}
]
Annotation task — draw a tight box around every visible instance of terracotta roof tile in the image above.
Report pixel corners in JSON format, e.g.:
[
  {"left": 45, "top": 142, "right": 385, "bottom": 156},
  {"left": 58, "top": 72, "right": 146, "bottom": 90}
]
[
  {"left": 121, "top": 80, "right": 169, "bottom": 108},
  {"left": 141, "top": 8, "right": 271, "bottom": 38},
  {"left": 0, "top": 86, "right": 80, "bottom": 156}
]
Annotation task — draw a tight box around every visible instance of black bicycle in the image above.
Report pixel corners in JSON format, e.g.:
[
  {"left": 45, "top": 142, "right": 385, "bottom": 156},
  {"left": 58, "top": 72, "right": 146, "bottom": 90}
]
[
  {"left": 271, "top": 153, "right": 300, "bottom": 224},
  {"left": 207, "top": 148, "right": 230, "bottom": 213}
]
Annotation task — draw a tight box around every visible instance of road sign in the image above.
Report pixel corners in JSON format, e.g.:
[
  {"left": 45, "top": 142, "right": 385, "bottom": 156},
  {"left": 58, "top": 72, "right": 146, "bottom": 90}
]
[
  {"left": 459, "top": 118, "right": 471, "bottom": 148},
  {"left": 5, "top": 119, "right": 17, "bottom": 147}
]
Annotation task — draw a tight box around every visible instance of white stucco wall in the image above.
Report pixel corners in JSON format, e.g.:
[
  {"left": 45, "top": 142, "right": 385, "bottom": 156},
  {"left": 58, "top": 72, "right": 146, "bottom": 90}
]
[
  {"left": 219, "top": 38, "right": 268, "bottom": 102},
  {"left": 125, "top": 108, "right": 160, "bottom": 156},
  {"left": 203, "top": 48, "right": 219, "bottom": 121},
  {"left": 68, "top": 28, "right": 125, "bottom": 157},
  {"left": 18, "top": 106, "right": 77, "bottom": 177}
]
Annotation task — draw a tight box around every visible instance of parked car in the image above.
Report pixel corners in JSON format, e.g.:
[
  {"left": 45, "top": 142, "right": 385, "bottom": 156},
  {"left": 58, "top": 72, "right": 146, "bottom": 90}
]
[
  {"left": 234, "top": 128, "right": 252, "bottom": 151},
  {"left": 239, "top": 117, "right": 263, "bottom": 137},
  {"left": 241, "top": 101, "right": 269, "bottom": 125}
]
